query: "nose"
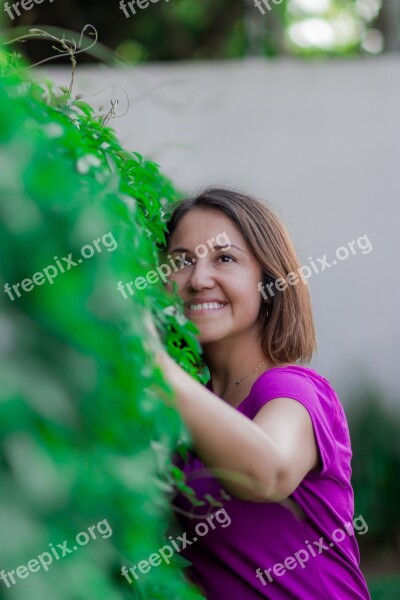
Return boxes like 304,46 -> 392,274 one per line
187,258 -> 215,291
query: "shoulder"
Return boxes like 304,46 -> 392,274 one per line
254,364 -> 332,394
249,365 -> 336,412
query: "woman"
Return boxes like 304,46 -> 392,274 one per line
152,187 -> 370,599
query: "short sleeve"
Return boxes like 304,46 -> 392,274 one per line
240,368 -> 338,476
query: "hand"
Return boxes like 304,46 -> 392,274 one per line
143,312 -> 177,379
143,312 -> 192,410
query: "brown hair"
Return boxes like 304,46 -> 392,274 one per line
165,187 -> 317,365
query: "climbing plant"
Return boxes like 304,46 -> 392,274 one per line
0,48 -> 206,600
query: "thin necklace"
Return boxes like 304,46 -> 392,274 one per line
235,362 -> 266,386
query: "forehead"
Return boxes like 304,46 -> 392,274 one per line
168,208 -> 243,247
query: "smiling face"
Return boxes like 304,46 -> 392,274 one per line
166,208 -> 264,348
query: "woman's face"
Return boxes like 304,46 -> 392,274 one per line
166,208 -> 264,347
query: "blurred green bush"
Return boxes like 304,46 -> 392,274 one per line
0,50 -> 205,599
348,385 -> 400,547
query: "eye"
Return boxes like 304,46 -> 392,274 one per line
174,255 -> 195,267
216,254 -> 236,263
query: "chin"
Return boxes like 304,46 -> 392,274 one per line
197,331 -> 227,345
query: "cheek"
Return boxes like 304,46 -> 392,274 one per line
242,296 -> 263,318
235,278 -> 262,314
166,271 -> 187,293
229,288 -> 259,315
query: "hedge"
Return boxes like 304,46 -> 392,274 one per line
0,50 -> 206,600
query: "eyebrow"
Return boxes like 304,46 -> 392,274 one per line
169,244 -> 244,253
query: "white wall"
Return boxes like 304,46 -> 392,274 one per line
42,56 -> 400,404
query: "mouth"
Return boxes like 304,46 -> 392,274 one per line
187,301 -> 227,313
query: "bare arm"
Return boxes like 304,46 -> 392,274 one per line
160,352 -> 319,503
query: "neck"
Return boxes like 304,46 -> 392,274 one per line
202,332 -> 275,402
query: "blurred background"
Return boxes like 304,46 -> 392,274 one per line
1,0 -> 399,596
2,0 -> 399,60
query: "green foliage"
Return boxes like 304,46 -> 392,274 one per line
0,51 -> 205,599
367,575 -> 400,600
348,385 -> 400,549
117,0 -> 248,62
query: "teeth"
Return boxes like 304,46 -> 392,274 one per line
190,302 -> 225,311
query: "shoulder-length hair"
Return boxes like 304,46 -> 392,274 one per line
164,187 -> 317,365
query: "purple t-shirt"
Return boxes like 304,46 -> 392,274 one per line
171,365 -> 370,599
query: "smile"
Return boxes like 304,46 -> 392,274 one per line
189,302 -> 227,311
